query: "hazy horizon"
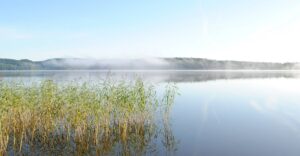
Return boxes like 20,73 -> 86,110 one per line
1,57 -> 300,64
1,0 -> 300,62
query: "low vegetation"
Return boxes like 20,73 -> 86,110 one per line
0,79 -> 178,155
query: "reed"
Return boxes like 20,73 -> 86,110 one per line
0,78 -> 178,155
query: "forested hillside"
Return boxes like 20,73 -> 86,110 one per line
0,58 -> 298,70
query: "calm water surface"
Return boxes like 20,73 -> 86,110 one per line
1,70 -> 300,156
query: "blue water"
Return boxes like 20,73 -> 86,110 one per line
2,70 -> 300,156
172,79 -> 300,156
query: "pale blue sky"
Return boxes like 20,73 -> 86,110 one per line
1,0 -> 300,62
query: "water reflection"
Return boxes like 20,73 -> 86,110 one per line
3,70 -> 300,155
7,118 -> 177,156
172,78 -> 300,156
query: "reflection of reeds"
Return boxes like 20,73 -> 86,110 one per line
0,79 -> 178,155
162,84 -> 179,156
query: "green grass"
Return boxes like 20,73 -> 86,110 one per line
0,78 -> 178,155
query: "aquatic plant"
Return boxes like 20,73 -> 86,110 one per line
0,78 -> 178,155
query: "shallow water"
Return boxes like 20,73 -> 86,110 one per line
1,70 -> 300,156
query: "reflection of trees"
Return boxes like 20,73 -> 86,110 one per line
2,70 -> 300,83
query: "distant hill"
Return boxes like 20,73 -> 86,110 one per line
0,58 -> 299,70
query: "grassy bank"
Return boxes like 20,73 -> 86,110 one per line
0,79 -> 178,155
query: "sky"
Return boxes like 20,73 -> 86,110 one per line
0,0 -> 300,62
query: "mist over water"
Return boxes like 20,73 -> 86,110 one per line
41,58 -> 170,70
1,70 -> 300,83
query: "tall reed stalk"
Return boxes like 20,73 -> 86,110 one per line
0,79 -> 178,155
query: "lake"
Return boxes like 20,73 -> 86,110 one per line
1,70 -> 300,156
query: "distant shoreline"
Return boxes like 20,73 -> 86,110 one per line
0,58 -> 299,70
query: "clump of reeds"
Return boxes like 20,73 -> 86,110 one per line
0,78 -> 178,155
